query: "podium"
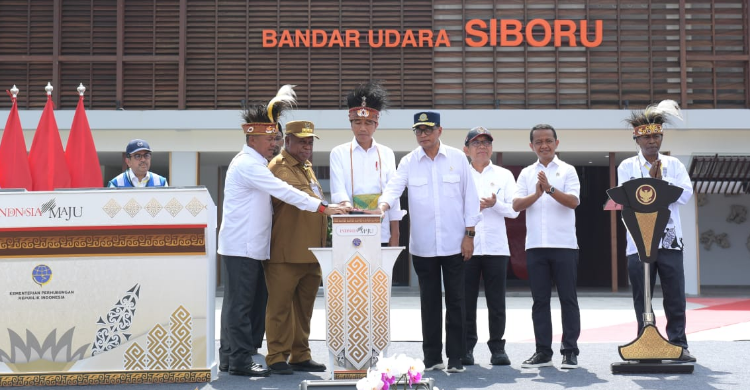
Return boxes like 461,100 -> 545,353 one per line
0,187 -> 217,386
309,214 -> 404,380
607,178 -> 693,374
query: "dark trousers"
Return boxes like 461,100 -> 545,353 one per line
412,254 -> 466,361
465,255 -> 508,354
627,249 -> 688,348
526,248 -> 580,357
219,255 -> 268,368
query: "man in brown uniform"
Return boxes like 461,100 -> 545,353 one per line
265,120 -> 330,374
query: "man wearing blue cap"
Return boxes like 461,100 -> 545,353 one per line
379,111 -> 481,373
108,139 -> 168,187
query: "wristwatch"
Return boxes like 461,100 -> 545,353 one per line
465,230 -> 476,238
545,186 -> 555,195
317,201 -> 328,214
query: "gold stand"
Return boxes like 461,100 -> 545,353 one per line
607,179 -> 694,374
618,325 -> 682,361
611,262 -> 693,374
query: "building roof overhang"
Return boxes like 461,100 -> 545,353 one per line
689,154 -> 750,194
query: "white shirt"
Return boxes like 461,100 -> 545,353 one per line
514,156 -> 580,250
218,144 -> 320,260
470,163 -> 519,256
379,141 -> 482,257
128,169 -> 168,187
617,151 -> 693,255
330,138 -> 404,243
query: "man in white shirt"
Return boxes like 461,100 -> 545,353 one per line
217,86 -> 347,377
378,111 -> 482,373
618,103 -> 695,362
460,127 -> 519,367
512,124 -> 581,370
330,80 -> 403,245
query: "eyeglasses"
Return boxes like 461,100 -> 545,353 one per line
413,127 -> 435,136
129,152 -> 152,160
469,140 -> 492,147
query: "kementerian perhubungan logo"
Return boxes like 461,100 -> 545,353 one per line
32,264 -> 53,287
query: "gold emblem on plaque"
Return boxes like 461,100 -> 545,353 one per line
636,184 -> 656,205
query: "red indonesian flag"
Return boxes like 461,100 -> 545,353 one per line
0,89 -> 33,190
65,92 -> 102,187
28,90 -> 71,191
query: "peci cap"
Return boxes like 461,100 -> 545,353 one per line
464,126 -> 493,146
285,120 -> 319,139
126,139 -> 151,155
412,111 -> 440,128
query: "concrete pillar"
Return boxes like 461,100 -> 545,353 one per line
677,155 -> 699,295
169,151 -> 199,186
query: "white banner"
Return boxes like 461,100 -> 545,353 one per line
0,188 -> 217,386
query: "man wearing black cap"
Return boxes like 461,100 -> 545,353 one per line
512,124 -> 581,370
107,139 -> 168,187
461,127 -> 519,367
379,111 -> 481,373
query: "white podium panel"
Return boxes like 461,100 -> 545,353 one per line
310,214 -> 403,380
0,188 -> 217,387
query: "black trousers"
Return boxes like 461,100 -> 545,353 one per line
526,248 -> 580,357
219,255 -> 268,367
627,249 -> 688,348
464,255 -> 509,354
412,254 -> 466,361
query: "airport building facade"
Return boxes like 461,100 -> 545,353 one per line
2,0 -> 750,291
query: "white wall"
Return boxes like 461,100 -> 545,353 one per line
698,194 -> 750,286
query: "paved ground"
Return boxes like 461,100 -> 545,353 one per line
28,288 -> 750,390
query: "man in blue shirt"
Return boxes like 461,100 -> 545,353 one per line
108,139 -> 168,187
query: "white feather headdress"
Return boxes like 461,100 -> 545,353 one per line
627,99 -> 683,137
241,84 -> 297,134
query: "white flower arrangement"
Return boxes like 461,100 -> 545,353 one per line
355,353 -> 437,390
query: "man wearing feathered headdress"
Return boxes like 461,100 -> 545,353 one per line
217,85 -> 348,377
617,100 -> 696,362
329,80 -> 404,246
